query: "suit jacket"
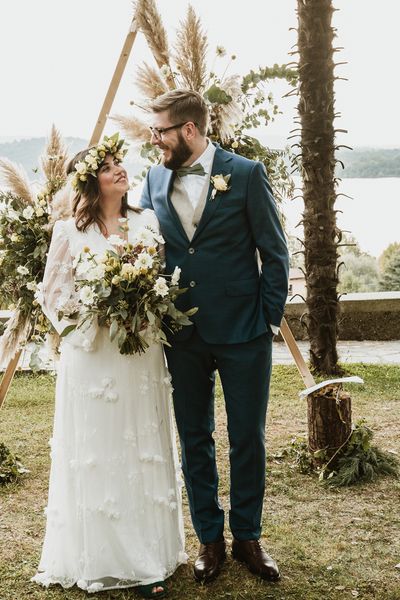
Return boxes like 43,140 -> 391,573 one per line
140,143 -> 289,344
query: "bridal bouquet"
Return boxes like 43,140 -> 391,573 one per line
59,221 -> 197,355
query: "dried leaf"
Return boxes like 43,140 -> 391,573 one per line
174,5 -> 208,91
0,159 -> 35,205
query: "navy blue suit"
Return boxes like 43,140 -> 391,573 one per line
140,144 -> 289,543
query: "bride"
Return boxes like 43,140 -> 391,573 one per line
31,135 -> 186,598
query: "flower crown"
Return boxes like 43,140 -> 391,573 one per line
71,133 -> 128,193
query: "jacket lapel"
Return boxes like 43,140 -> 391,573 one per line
192,145 -> 233,242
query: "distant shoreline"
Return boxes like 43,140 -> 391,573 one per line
0,137 -> 399,180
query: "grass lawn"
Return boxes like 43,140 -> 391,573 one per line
0,364 -> 399,600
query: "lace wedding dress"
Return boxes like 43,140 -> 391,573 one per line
32,208 -> 186,593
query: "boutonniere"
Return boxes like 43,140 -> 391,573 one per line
210,174 -> 231,200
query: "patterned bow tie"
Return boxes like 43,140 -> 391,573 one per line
175,163 -> 206,177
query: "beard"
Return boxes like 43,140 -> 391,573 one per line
161,131 -> 192,170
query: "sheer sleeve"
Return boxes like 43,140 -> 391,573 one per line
41,220 -> 97,350
41,220 -> 76,335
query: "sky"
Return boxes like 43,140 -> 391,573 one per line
0,0 -> 399,148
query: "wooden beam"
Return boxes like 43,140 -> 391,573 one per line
280,317 -> 316,389
0,350 -> 22,410
89,16 -> 139,146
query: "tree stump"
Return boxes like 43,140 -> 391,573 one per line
307,384 -> 352,464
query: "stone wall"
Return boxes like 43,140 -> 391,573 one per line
284,292 -> 400,341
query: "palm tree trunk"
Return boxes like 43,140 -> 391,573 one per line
297,0 -> 341,375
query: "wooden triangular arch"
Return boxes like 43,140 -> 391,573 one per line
0,4 -> 308,409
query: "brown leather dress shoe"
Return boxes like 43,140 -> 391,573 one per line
232,538 -> 280,581
193,539 -> 226,583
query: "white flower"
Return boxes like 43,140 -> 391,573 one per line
85,155 -> 98,168
133,227 -> 156,246
76,260 -> 91,278
153,277 -> 169,297
134,252 -> 153,270
121,263 -> 136,279
80,286 -> 96,305
22,206 -> 35,219
171,266 -> 181,286
82,339 -> 92,352
10,233 -> 20,242
107,234 -> 126,247
26,280 -> 37,291
96,253 -> 108,264
75,161 -> 87,175
35,207 -> 44,217
87,583 -> 104,593
7,208 -> 20,221
17,265 -> 29,276
57,295 -> 80,315
211,174 -> 229,191
34,282 -> 44,305
86,263 -> 106,281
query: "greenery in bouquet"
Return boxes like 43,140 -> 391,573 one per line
113,0 -> 297,207
59,220 -> 197,355
0,126 -> 70,369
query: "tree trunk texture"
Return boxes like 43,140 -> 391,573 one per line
307,385 -> 352,462
297,0 -> 341,374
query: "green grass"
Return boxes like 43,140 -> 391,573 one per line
0,365 -> 399,600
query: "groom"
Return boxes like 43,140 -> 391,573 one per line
140,89 -> 289,583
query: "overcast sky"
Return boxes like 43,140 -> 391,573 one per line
0,0 -> 399,148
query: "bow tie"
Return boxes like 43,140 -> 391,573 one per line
175,163 -> 206,177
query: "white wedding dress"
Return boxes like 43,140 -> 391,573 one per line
32,208 -> 186,593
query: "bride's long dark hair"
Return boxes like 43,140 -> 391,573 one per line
67,148 -> 141,233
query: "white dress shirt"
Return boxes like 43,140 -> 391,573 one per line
178,140 -> 216,210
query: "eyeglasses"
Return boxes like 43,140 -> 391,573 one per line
149,121 -> 197,140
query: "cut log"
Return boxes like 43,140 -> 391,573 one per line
307,384 -> 352,463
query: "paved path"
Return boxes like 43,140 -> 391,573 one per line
2,340 -> 400,372
273,340 -> 400,365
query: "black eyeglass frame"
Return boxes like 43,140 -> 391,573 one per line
149,121 -> 198,139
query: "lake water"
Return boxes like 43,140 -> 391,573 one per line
283,177 -> 400,257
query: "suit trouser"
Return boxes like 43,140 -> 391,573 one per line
165,328 -> 272,544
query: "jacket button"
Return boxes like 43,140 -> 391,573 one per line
189,281 -> 196,288
188,247 -> 195,254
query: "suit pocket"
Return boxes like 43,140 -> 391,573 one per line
225,278 -> 259,296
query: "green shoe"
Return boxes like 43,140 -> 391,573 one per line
137,581 -> 167,599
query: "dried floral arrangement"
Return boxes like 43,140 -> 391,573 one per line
113,0 -> 297,204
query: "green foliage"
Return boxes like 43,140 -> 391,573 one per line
204,83 -> 232,104
220,135 -> 294,206
241,63 -> 298,93
0,442 -> 28,485
0,191 -> 52,341
337,148 -> 400,178
284,436 -> 317,473
379,242 -> 400,272
288,235 -> 304,268
379,248 -> 400,291
280,420 -> 399,487
338,253 -> 379,293
338,234 -> 379,293
323,420 -> 399,486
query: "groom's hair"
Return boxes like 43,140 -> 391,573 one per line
149,89 -> 209,136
